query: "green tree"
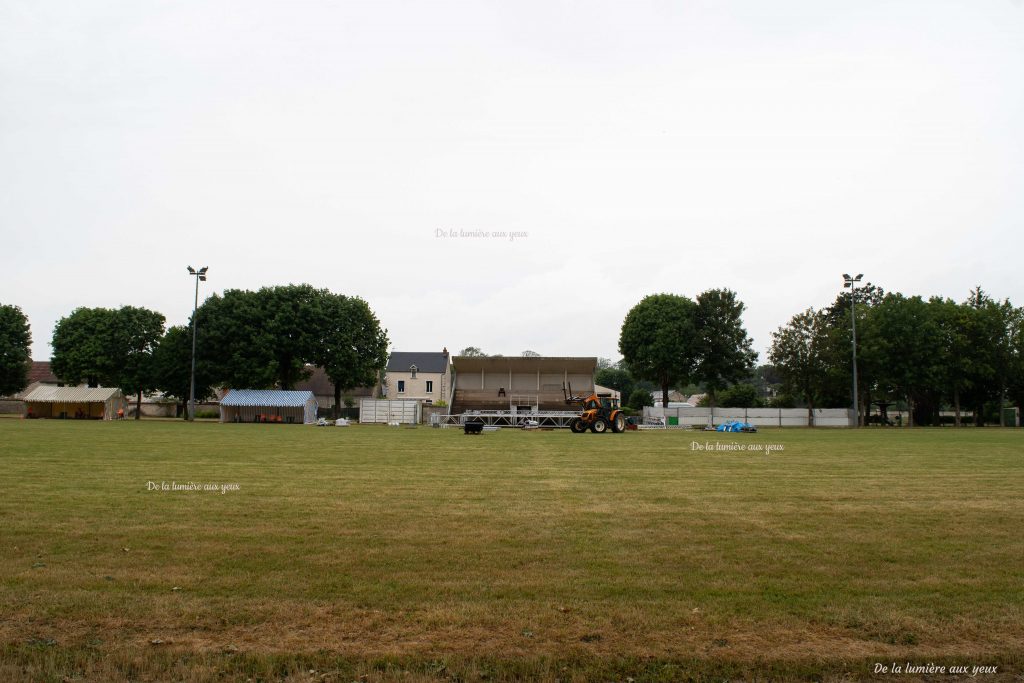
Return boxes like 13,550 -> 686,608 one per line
618,294 -> 698,408
931,297 -> 978,427
596,362 -> 655,407
260,284 -> 327,389
717,383 -> 760,408
768,393 -> 797,409
963,289 -> 1016,426
821,283 -> 885,420
459,346 -> 485,357
693,289 -> 757,417
51,307 -> 117,387
151,325 -> 215,418
316,294 -> 390,418
1007,305 -> 1024,423
195,289 -> 282,390
111,306 -> 165,419
51,306 -> 165,418
752,364 -> 782,405
197,285 -> 391,404
627,388 -> 654,410
863,294 -> 943,427
521,349 -> 540,357
595,365 -> 634,399
0,304 -> 32,396
769,308 -> 831,426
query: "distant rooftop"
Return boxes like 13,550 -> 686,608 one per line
293,365 -> 375,397
386,351 -> 450,374
28,361 -> 58,384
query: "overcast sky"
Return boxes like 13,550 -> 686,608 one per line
3,1 -> 1022,364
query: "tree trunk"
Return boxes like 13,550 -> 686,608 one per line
135,389 -> 142,420
907,394 -> 915,428
661,381 -> 669,410
954,388 -> 961,428
709,391 -> 716,428
807,399 -> 814,427
334,383 -> 342,419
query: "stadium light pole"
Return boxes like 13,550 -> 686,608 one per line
843,273 -> 863,427
187,266 -> 208,421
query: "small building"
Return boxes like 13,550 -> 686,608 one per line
22,385 -> 127,420
594,384 -> 622,403
293,365 -> 378,412
127,393 -> 179,418
219,389 -> 318,424
0,361 -> 61,403
383,349 -> 452,404
22,361 -> 60,393
650,389 -> 687,405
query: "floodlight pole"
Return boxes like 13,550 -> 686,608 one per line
843,274 -> 863,428
187,266 -> 208,421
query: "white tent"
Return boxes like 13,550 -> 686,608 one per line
220,389 -> 318,424
22,386 -> 126,420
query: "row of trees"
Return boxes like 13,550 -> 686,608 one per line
36,285 -> 388,418
456,347 -> 542,357
607,285 -> 1024,426
5,284 -> 1022,425
50,306 -> 166,417
769,286 -> 1024,426
617,290 -> 758,411
189,285 -> 388,410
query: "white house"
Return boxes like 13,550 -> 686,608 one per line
383,349 -> 452,404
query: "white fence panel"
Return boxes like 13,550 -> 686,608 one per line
359,399 -> 422,424
645,406 -> 853,427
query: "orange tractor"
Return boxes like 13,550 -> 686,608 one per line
564,383 -> 626,433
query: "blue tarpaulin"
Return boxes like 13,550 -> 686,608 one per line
715,420 -> 757,432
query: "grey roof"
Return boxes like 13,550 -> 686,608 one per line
221,389 -> 316,407
386,351 -> 449,374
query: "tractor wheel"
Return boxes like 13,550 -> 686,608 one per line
570,418 -> 587,433
611,413 -> 625,433
590,418 -> 608,433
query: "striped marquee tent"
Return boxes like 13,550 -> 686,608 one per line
22,386 -> 127,420
220,389 -> 318,424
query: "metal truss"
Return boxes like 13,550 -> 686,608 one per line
435,411 -> 581,428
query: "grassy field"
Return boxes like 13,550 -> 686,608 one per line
1,420 -> 1022,682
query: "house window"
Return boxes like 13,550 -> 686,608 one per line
426,380 -> 433,393
398,380 -> 405,393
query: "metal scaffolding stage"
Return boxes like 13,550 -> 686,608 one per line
434,410 -> 581,428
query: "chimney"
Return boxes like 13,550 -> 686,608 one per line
442,346 -> 448,356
